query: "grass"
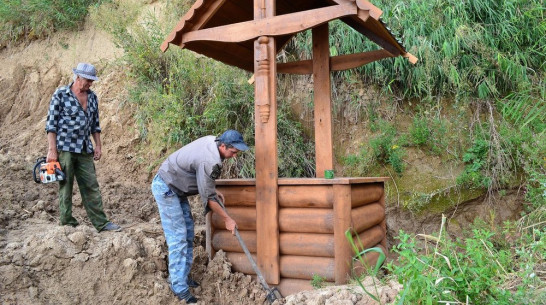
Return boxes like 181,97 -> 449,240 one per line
386,215 -> 546,304
0,0 -> 106,45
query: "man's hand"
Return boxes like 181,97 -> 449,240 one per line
208,199 -> 238,235
46,148 -> 58,163
224,216 -> 237,235
93,146 -> 102,161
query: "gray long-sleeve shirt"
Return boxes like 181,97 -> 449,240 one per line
158,136 -> 222,209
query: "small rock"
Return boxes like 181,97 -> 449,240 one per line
28,286 -> 38,299
32,200 -> 45,211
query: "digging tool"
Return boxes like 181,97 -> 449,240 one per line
214,197 -> 282,303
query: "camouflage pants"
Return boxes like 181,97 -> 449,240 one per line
58,151 -> 109,231
151,174 -> 194,295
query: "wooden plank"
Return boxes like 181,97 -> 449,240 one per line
279,208 -> 334,234
226,252 -> 257,275
280,233 -> 335,257
212,230 -> 257,253
216,186 -> 256,206
275,278 -> 315,296
352,243 -> 387,275
280,256 -> 335,281
254,0 -> 280,285
278,177 -> 390,185
277,59 -> 313,75
185,0 -> 228,31
278,185 -> 333,208
211,207 -> 256,230
351,203 -> 384,233
277,49 -> 394,74
379,184 -> 387,250
206,212 -> 214,259
340,16 -> 402,56
182,3 -> 357,44
312,23 -> 334,178
331,49 -> 393,71
355,225 -> 385,251
351,183 -> 384,207
333,184 -> 352,284
186,40 -> 254,71
216,177 -> 390,186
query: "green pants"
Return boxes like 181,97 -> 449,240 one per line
58,151 -> 109,231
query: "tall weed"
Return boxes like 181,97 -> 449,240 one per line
0,0 -> 105,44
388,216 -> 546,304
289,0 -> 545,100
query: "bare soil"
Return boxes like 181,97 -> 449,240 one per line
0,14 -> 524,305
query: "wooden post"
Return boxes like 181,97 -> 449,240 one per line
312,23 -> 334,178
206,212 -> 213,259
379,183 -> 387,251
254,0 -> 280,285
333,184 -> 352,284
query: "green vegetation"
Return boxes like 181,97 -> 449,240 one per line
2,0 -> 544,301
345,229 -> 388,303
387,216 -> 546,304
334,0 -> 544,212
0,0 -> 106,45
310,274 -> 327,289
89,0 -> 314,177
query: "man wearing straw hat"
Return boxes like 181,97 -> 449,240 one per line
45,63 -> 121,232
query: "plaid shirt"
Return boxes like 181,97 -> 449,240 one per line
45,83 -> 101,154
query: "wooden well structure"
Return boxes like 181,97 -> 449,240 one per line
161,0 -> 416,296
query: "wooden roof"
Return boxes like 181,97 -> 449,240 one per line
161,0 -> 416,72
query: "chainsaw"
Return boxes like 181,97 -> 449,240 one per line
33,157 -> 66,184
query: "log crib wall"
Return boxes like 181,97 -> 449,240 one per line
208,177 -> 389,296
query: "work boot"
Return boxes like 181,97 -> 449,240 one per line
100,222 -> 122,232
175,290 -> 197,304
188,277 -> 200,288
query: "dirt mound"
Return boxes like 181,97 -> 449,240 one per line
0,215 -> 274,305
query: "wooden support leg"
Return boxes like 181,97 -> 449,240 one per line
254,0 -> 279,284
313,23 -> 334,177
333,184 -> 352,284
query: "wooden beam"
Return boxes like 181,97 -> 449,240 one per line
277,49 -> 395,74
341,16 -> 402,56
161,0 -> 227,51
279,208 -> 334,234
313,23 -> 334,178
182,3 -> 357,44
333,184 -> 352,284
276,60 -> 313,75
254,0 -> 280,286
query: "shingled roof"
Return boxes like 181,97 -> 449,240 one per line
161,0 -> 416,72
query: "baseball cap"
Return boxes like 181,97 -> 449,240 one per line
217,130 -> 249,151
72,63 -> 99,81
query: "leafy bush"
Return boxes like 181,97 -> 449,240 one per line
369,121 -> 406,174
409,111 -> 448,155
388,216 -> 546,304
90,0 -> 315,177
457,138 -> 491,189
0,0 -> 105,45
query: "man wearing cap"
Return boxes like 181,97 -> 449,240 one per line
151,129 -> 249,303
45,63 -> 121,232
